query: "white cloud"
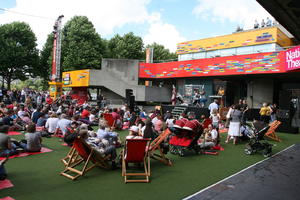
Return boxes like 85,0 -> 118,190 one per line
193,0 -> 272,29
0,0 -> 154,49
0,0 -> 186,53
143,13 -> 186,52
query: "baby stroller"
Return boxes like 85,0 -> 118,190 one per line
244,124 -> 272,157
169,119 -> 203,156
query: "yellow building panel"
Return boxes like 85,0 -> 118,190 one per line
177,27 -> 292,54
62,69 -> 90,87
276,28 -> 293,47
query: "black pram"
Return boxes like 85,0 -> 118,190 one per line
244,122 -> 272,157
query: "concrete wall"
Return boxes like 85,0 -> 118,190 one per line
145,86 -> 172,102
101,59 -> 139,85
88,59 -> 171,102
247,78 -> 274,108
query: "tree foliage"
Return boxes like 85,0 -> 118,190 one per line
108,32 -> 144,59
39,33 -> 54,82
11,78 -> 47,91
0,22 -> 39,89
145,42 -> 177,62
62,16 -> 106,71
0,16 -> 179,90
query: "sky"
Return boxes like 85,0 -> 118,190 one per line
0,0 -> 273,52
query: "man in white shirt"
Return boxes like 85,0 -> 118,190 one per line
45,113 -> 59,134
56,114 -> 71,136
208,99 -> 219,115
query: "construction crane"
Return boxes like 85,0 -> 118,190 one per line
49,15 -> 64,100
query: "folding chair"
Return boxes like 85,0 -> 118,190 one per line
265,120 -> 282,142
60,137 -> 111,180
122,138 -> 151,183
61,146 -> 79,166
103,113 -> 116,128
148,129 -> 172,166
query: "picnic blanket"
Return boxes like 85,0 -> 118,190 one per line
7,131 -> 22,136
0,147 -> 53,160
0,197 -> 15,200
219,128 -> 228,134
0,179 -> 13,190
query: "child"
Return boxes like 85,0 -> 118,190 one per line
198,124 -> 219,148
210,108 -> 220,130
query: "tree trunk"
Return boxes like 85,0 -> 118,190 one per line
1,76 -> 4,88
6,75 -> 11,90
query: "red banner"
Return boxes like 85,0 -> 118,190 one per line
285,45 -> 300,71
139,51 -> 285,78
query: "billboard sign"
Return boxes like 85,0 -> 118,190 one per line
62,69 -> 90,87
285,45 -> 300,71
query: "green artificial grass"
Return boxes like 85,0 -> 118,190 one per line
1,130 -> 300,200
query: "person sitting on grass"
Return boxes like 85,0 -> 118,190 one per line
20,123 -> 42,152
3,110 -> 23,131
21,112 -> 32,125
36,112 -> 47,127
56,114 -> 71,136
45,113 -> 59,135
0,125 -> 18,157
198,124 -> 219,148
111,108 -> 122,130
0,156 -> 8,180
79,129 -> 118,169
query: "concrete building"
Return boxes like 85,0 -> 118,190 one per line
62,24 -> 300,132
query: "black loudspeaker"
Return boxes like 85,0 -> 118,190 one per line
129,95 -> 135,111
126,89 -> 133,104
279,90 -> 291,109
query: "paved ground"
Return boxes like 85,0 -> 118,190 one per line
185,144 -> 300,200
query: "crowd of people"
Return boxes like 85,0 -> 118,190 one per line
0,88 -> 279,179
208,99 -> 278,145
0,88 -> 178,177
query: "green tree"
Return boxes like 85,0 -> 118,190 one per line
0,22 -> 39,89
11,78 -> 47,91
145,42 -> 177,62
108,32 -> 144,59
62,16 -> 106,71
39,33 -> 54,84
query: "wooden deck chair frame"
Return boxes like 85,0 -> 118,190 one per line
103,113 -> 116,128
122,139 -> 151,183
60,137 -> 111,180
265,120 -> 282,142
61,146 -> 80,166
148,129 -> 172,166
